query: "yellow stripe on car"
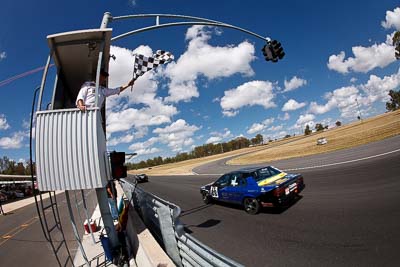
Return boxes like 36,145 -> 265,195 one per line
257,172 -> 287,186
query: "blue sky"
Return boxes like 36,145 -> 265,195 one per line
1,0 -> 400,163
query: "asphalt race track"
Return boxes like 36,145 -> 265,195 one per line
138,135 -> 400,267
0,190 -> 98,267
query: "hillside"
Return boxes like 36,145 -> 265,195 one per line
129,110 -> 400,175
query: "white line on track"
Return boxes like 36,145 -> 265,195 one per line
193,148 -> 400,175
283,148 -> 400,171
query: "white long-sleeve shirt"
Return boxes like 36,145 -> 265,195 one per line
76,81 -> 121,108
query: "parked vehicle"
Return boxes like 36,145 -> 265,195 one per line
317,137 -> 328,145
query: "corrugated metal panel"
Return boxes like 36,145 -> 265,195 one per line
35,108 -> 109,191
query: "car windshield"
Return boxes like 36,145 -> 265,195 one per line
253,166 -> 282,182
214,174 -> 230,187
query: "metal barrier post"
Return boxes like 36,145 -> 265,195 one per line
157,205 -> 183,266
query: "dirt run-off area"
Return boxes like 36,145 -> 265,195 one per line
129,110 -> 400,175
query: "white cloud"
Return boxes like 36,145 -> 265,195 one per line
207,128 -> 233,143
220,80 -> 276,116
292,113 -> 316,130
361,69 -> 400,104
350,77 -> 357,83
107,128 -> 148,146
108,135 -> 134,146
309,101 -> 334,115
0,114 -> 10,130
262,118 -> 275,126
278,112 -> 290,121
327,38 -> 396,74
153,119 -> 200,152
22,119 -> 31,129
222,110 -> 238,117
0,132 -> 25,149
268,125 -> 284,132
106,45 -> 178,135
309,86 -> 360,118
309,69 -> 400,119
206,136 -> 222,144
246,117 -> 274,135
0,52 -> 6,61
283,76 -> 307,92
222,129 -> 233,139
164,26 -> 256,103
247,123 -> 266,134
106,106 -> 175,134
267,130 -> 289,141
136,147 -> 161,155
296,114 -> 315,125
165,81 -> 198,103
282,99 -> 306,111
128,137 -> 160,156
381,7 -> 400,30
108,45 -> 163,107
321,117 -> 334,128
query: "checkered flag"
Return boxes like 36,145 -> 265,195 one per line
132,50 -> 174,81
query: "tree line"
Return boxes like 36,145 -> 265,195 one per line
126,134 -> 265,170
304,122 -> 338,135
386,90 -> 400,111
0,156 -> 36,175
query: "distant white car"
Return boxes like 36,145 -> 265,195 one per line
317,137 -> 328,145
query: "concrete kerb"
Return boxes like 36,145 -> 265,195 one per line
1,190 -> 64,214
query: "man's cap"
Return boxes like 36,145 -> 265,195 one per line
100,69 -> 109,77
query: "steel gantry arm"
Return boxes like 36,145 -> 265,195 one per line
103,13 -> 272,43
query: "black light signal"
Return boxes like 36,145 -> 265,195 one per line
262,40 -> 285,62
110,151 -> 127,179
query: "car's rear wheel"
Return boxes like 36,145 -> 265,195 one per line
202,192 -> 212,204
243,198 -> 260,215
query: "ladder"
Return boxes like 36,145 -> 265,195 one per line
35,191 -> 75,267
30,87 -> 75,267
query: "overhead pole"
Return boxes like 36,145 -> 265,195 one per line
110,14 -> 271,42
95,11 -> 120,250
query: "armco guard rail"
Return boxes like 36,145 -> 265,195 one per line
120,178 -> 244,267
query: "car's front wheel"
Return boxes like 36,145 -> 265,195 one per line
243,198 -> 260,215
202,192 -> 212,204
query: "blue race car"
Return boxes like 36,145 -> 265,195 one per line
200,166 -> 305,214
